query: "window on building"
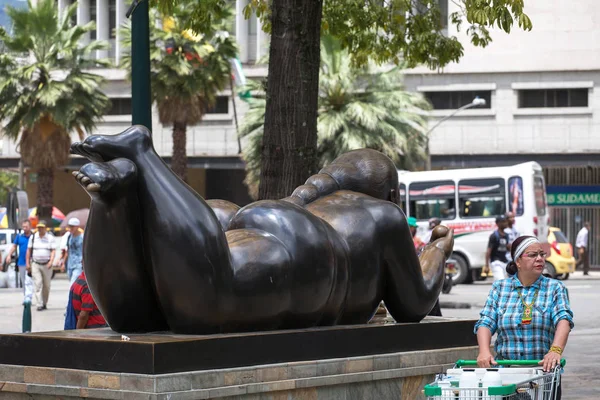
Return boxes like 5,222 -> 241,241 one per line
106,98 -> 132,115
424,91 -> 491,110
205,96 -> 229,114
109,0 -> 116,39
89,0 -> 97,40
248,13 -> 257,35
408,180 -> 456,220
69,0 -> 77,26
518,89 -> 588,108
458,178 -> 505,218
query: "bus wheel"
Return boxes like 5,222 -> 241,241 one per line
452,254 -> 470,285
543,262 -> 557,279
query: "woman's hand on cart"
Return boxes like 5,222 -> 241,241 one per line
539,349 -> 562,372
477,351 -> 498,368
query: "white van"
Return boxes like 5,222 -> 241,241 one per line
398,162 -> 550,284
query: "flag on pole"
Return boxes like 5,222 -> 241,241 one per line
230,58 -> 251,101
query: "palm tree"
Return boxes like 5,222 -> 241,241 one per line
240,35 -> 431,199
120,3 -> 237,182
0,0 -> 110,222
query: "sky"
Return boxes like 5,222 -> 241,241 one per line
0,0 -> 27,32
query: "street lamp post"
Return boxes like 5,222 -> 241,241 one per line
127,0 -> 152,132
424,96 -> 487,171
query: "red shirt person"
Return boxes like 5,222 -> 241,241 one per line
71,271 -> 107,329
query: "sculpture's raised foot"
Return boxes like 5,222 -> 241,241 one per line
73,158 -> 169,333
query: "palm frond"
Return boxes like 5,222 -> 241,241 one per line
0,0 -> 110,169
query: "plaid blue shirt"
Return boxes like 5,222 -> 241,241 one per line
474,275 -> 574,360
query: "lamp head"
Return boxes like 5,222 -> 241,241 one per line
472,97 -> 486,107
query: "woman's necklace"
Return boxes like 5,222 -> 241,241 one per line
517,287 -> 539,325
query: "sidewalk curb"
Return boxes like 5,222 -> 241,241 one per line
439,302 -> 472,309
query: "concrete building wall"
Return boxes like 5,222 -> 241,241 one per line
405,0 -> 600,161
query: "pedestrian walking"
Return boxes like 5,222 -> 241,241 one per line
69,270 -> 107,329
26,220 -> 56,311
62,218 -> 84,285
504,211 -> 520,261
575,222 -> 590,275
474,235 -> 574,399
485,215 -> 510,281
4,220 -> 33,291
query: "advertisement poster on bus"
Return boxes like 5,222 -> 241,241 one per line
508,176 -> 524,216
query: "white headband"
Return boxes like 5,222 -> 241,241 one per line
513,237 -> 540,260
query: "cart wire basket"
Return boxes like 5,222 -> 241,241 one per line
424,359 -> 565,400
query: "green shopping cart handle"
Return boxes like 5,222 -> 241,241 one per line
455,359 -> 566,368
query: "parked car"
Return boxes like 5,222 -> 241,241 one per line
0,229 -> 18,270
544,226 -> 575,280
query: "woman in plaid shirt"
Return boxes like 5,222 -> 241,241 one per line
475,235 -> 574,376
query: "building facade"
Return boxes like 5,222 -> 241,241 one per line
402,0 -> 600,266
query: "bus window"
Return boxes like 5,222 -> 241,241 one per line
508,176 -> 524,216
534,176 -> 547,216
408,181 -> 456,220
458,178 -> 506,218
399,183 -> 407,212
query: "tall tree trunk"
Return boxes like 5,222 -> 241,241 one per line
36,168 -> 54,223
171,121 -> 188,182
258,0 -> 323,200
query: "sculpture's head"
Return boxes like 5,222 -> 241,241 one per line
71,125 -> 153,162
321,149 -> 400,205
286,149 -> 401,207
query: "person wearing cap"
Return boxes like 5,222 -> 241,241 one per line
62,217 -> 84,285
26,220 -> 56,311
408,217 -> 425,251
475,235 -> 574,398
485,215 -> 509,281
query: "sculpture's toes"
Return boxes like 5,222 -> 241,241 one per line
72,169 -> 103,192
72,159 -> 136,195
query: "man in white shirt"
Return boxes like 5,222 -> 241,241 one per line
575,221 -> 591,276
26,220 -> 56,311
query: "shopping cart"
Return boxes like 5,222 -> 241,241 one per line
424,359 -> 565,400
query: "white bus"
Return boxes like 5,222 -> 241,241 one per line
398,162 -> 550,284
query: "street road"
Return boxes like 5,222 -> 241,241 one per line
440,271 -> 600,400
0,271 -> 598,399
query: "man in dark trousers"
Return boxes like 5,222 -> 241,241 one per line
485,216 -> 509,281
576,222 -> 591,275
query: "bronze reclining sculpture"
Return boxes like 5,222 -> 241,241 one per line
70,125 -> 454,334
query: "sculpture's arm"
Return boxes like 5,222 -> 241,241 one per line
379,204 -> 453,322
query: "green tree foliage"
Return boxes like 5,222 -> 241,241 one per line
120,2 -> 237,181
0,170 -> 19,205
240,36 -> 430,198
0,0 -> 110,221
157,0 -> 532,70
